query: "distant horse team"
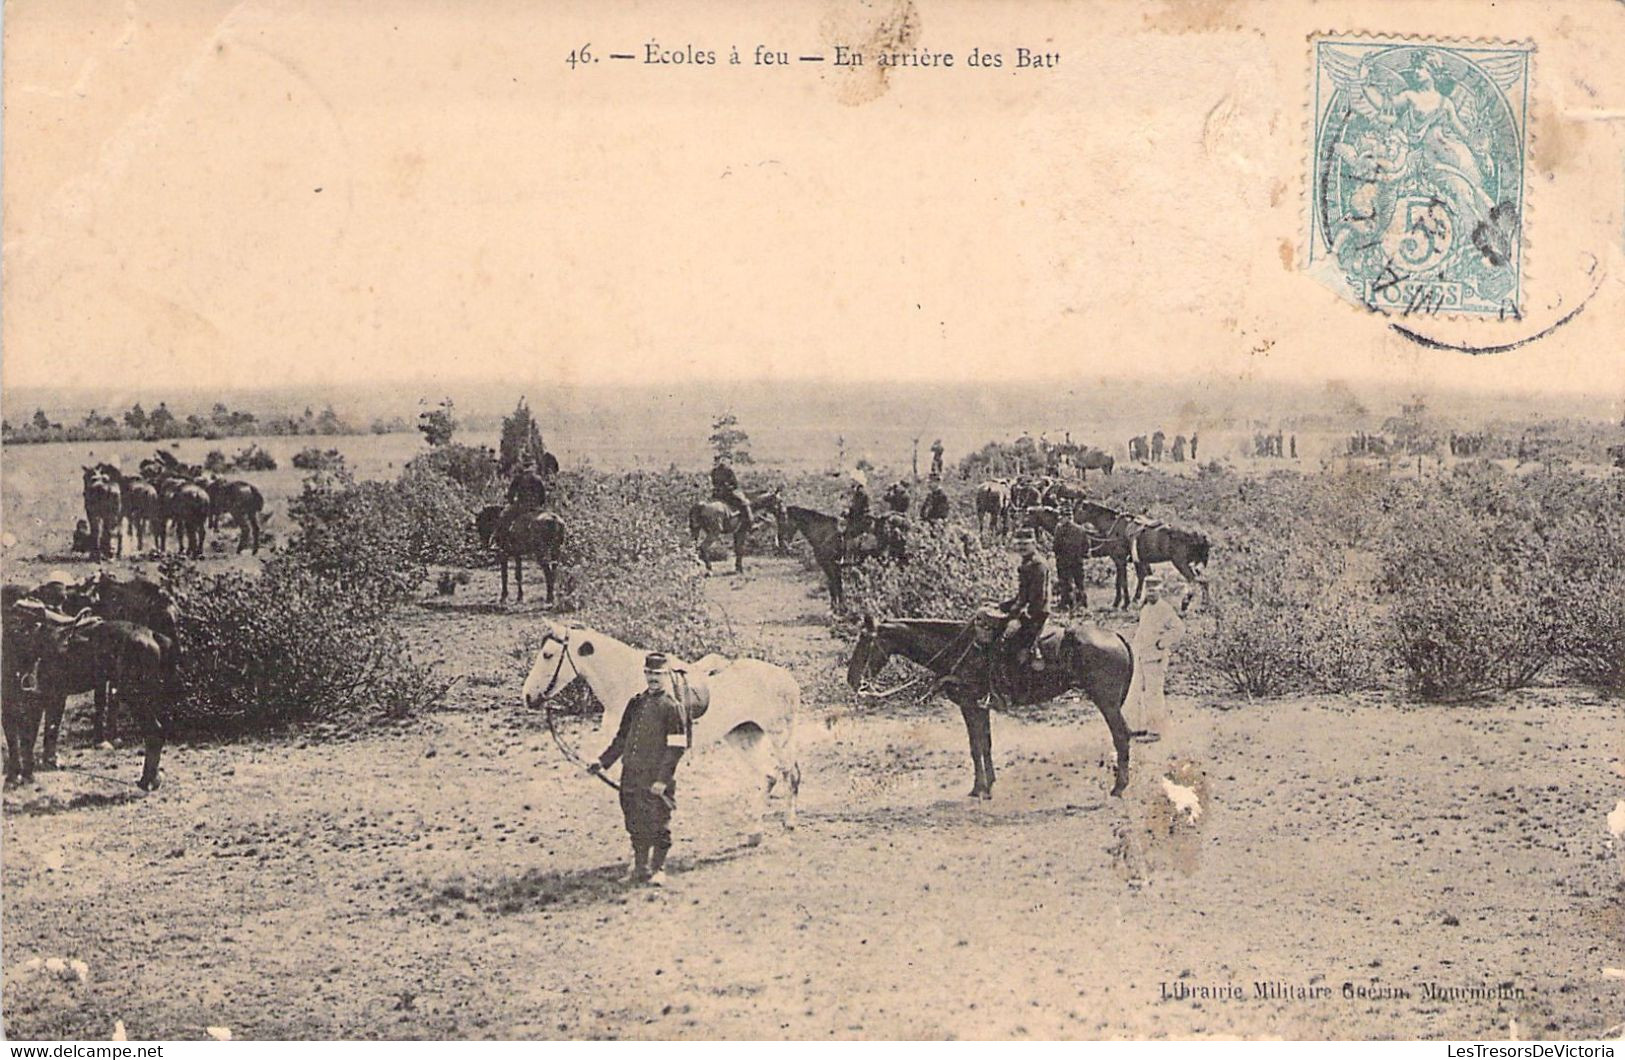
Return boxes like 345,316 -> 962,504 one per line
75,451 -> 265,559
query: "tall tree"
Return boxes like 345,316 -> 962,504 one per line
709,412 -> 753,465
499,397 -> 546,474
418,397 -> 458,447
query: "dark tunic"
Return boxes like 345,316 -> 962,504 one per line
922,488 -> 950,521
1000,554 -> 1051,654
506,470 -> 547,509
846,486 -> 870,525
711,464 -> 741,496
597,690 -> 686,845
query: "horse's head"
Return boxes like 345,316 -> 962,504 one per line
474,505 -> 504,547
846,615 -> 891,691
520,621 -> 590,706
1179,530 -> 1212,569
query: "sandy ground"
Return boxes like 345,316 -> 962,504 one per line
3,556 -> 1623,1040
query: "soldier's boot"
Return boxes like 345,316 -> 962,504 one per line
648,844 -> 671,887
627,842 -> 650,883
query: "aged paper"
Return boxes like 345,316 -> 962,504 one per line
3,0 -> 1623,1044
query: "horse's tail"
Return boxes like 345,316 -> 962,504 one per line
688,504 -> 704,540
1114,631 -> 1135,708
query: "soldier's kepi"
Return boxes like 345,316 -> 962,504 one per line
588,652 -> 688,886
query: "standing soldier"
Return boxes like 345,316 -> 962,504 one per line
1127,574 -> 1189,744
989,528 -> 1050,707
1189,433 -> 1199,461
711,457 -> 753,530
921,473 -> 950,522
930,439 -> 945,478
842,469 -> 871,561
589,653 -> 688,886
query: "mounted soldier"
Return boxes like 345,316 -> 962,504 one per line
987,527 -> 1050,708
711,457 -> 753,530
882,480 -> 911,515
499,458 -> 549,537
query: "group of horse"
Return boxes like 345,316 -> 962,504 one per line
2,573 -> 179,791
79,452 -> 266,560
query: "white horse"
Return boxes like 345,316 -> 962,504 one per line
521,620 -> 800,837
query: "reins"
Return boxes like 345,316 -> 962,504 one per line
855,619 -> 980,701
535,632 -> 621,793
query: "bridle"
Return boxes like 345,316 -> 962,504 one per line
532,628 -> 620,793
853,619 -> 979,701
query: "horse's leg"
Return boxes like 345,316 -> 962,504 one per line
499,556 -> 510,602
19,697 -> 46,783
514,553 -> 524,603
723,723 -> 773,845
698,530 -> 714,575
93,681 -> 109,746
734,527 -> 746,575
1113,556 -> 1129,609
978,706 -> 996,797
3,702 -> 23,785
958,702 -> 988,797
1132,559 -> 1149,603
543,559 -> 557,605
1086,670 -> 1133,798
249,512 -> 261,554
39,692 -> 67,770
135,689 -> 165,792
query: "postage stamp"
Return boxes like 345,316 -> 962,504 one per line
1308,35 -> 1533,319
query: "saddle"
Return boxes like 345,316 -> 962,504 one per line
666,655 -> 730,744
971,608 -> 1059,672
11,599 -> 99,631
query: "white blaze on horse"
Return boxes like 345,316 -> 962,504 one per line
521,621 -> 800,837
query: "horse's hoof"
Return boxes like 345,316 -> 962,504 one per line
40,758 -> 60,772
744,832 -> 763,847
138,776 -> 159,792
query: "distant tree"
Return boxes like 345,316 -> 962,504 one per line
314,405 -> 348,434
499,397 -> 546,474
709,412 -> 753,465
211,402 -> 232,427
31,409 -> 52,431
148,402 -> 178,437
418,398 -> 458,447
124,403 -> 148,430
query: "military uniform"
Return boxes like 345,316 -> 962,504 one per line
499,467 -> 548,536
921,484 -> 950,522
999,548 -> 1051,659
930,441 -> 945,477
595,666 -> 687,880
1129,584 -> 1185,738
711,462 -> 752,527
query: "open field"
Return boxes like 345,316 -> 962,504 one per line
3,432 -> 1623,1040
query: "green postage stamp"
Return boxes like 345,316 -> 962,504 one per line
1309,36 -> 1534,318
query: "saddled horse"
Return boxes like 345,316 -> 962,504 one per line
62,573 -> 181,744
202,476 -> 266,553
687,489 -> 788,575
3,599 -> 170,790
476,505 -> 566,604
974,480 -> 1011,537
521,621 -> 800,839
82,465 -> 123,559
782,505 -> 906,610
846,614 -> 1134,798
1075,448 -> 1115,477
151,477 -> 210,557
122,476 -> 162,552
1073,501 -> 1211,606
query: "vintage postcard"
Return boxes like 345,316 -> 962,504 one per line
2,0 -> 1622,1046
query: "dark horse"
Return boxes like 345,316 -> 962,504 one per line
203,476 -> 266,554
846,615 -> 1134,797
82,465 -> 123,559
1025,506 -> 1130,611
64,574 -> 181,743
476,505 -> 566,604
153,477 -> 211,557
974,480 -> 1011,537
122,476 -> 162,552
1073,501 -> 1211,606
3,600 -> 170,790
686,489 -> 789,575
783,505 -> 906,610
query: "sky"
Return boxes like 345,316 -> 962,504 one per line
3,0 -> 1623,404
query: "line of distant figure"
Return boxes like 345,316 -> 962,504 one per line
1127,432 -> 1200,463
